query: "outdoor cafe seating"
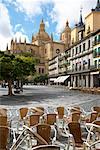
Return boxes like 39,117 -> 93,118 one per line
0,105 -> 99,150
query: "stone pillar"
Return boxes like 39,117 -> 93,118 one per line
90,74 -> 93,88
86,75 -> 89,88
81,75 -> 83,87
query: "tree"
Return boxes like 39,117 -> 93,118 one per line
0,53 -> 36,95
33,74 -> 48,85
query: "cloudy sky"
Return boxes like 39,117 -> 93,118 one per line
0,0 -> 97,50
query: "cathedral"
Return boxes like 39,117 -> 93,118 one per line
8,19 -> 71,75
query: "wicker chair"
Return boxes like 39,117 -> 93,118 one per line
29,114 -> 40,127
19,107 -> 28,120
56,107 -> 64,119
68,122 -> 84,148
46,114 -> 57,125
71,111 -> 81,122
86,111 -> 98,123
36,124 -> 51,144
31,107 -> 44,116
0,126 -> 9,150
0,108 -> 7,116
32,145 -> 60,150
0,115 -> 7,126
92,106 -> 100,117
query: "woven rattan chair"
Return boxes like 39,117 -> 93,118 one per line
19,107 -> 28,120
86,111 -> 98,123
31,107 -> 44,116
29,114 -> 40,127
36,124 -> 51,144
0,126 -> 9,150
46,114 -> 57,125
68,122 -> 84,148
32,145 -> 60,150
56,107 -> 64,119
92,106 -> 100,117
0,115 -> 7,126
71,111 -> 81,122
0,108 -> 7,116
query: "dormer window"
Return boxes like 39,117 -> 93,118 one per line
87,25 -> 90,34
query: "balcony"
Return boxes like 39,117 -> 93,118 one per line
67,65 -> 100,75
93,40 -> 100,46
70,49 -> 93,60
90,65 -> 100,71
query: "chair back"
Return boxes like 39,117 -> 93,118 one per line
70,106 -> 81,113
46,114 -> 57,125
93,120 -> 100,133
72,112 -> 81,122
93,106 -> 100,117
0,126 -> 9,149
0,108 -> 7,116
32,145 -> 60,150
57,107 -> 64,119
19,107 -> 28,119
93,106 -> 100,113
29,114 -> 40,126
68,122 -> 83,144
31,107 -> 44,116
37,124 -> 51,144
90,112 -> 98,123
0,116 -> 7,126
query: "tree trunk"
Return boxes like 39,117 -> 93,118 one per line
8,80 -> 13,96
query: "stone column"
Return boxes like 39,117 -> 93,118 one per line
86,75 -> 89,88
90,74 -> 93,88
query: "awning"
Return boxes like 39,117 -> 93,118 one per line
49,78 -> 57,82
54,75 -> 70,83
90,71 -> 99,75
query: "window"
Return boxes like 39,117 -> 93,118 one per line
83,43 -> 85,51
42,68 -> 44,74
39,68 -> 41,74
88,59 -> 90,69
45,49 -> 47,54
93,49 -> 97,58
76,47 -> 78,54
98,47 -> 100,56
79,45 -> 81,53
94,36 -> 97,42
88,40 -> 90,49
94,60 -> 97,68
75,63 -> 77,71
79,62 -> 81,70
99,59 -> 100,67
72,49 -> 74,56
98,35 -> 100,42
72,64 -> 74,71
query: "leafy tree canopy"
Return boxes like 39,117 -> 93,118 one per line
0,52 -> 37,95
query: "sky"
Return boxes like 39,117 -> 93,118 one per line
0,0 -> 97,50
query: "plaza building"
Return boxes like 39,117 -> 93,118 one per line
66,0 -> 100,88
48,21 -> 71,85
48,0 -> 100,87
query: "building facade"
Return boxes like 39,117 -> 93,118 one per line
67,0 -> 100,88
48,0 -> 100,87
8,19 -> 68,75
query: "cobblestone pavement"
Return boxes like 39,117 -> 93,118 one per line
0,85 -> 100,149
0,85 -> 100,112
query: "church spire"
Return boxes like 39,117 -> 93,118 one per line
39,19 -> 45,32
6,43 -> 8,51
66,20 -> 69,27
51,33 -> 53,41
78,8 -> 83,27
92,0 -> 100,11
96,0 -> 100,10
